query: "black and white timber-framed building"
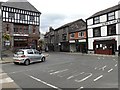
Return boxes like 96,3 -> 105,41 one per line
1,0 -> 41,50
86,3 -> 120,55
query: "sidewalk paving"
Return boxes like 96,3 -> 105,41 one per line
0,68 -> 21,89
66,52 -> 118,57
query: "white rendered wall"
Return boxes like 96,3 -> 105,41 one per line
101,26 -> 107,36
87,19 -> 93,26
88,28 -> 93,38
100,15 -> 106,22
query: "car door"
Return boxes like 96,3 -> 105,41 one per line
33,50 -> 41,62
27,50 -> 35,62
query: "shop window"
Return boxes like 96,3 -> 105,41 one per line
93,16 -> 100,24
107,24 -> 116,36
107,12 -> 115,21
93,27 -> 101,37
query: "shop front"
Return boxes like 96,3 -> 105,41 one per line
14,36 -> 28,49
93,39 -> 117,55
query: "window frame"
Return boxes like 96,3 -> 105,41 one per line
93,16 -> 100,24
107,24 -> 116,36
93,27 -> 101,37
107,12 -> 115,21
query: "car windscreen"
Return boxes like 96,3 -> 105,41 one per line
15,51 -> 24,55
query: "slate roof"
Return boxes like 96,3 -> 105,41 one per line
87,4 -> 120,19
55,19 -> 86,32
2,0 -> 40,13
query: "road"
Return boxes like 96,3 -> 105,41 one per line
2,52 -> 119,90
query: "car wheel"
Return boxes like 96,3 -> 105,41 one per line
24,60 -> 30,66
41,57 -> 45,62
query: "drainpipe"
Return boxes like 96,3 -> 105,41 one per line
86,19 -> 88,54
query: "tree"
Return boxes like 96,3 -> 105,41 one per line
3,34 -> 10,40
38,39 -> 44,51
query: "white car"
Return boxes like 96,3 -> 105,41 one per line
13,49 -> 46,65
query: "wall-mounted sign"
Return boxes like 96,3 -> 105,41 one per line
102,18 -> 120,26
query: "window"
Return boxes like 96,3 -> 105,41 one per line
78,31 -> 84,37
93,27 -> 101,37
30,15 -> 35,22
107,24 -> 116,35
70,33 -> 75,38
107,12 -> 115,21
27,50 -> 33,54
34,50 -> 39,54
14,27 -> 18,33
93,17 -> 100,24
62,34 -> 67,40
8,12 -> 15,19
20,14 -> 25,20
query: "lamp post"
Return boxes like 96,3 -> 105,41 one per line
0,2 -> 3,60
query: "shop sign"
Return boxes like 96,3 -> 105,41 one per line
102,18 -> 120,26
95,37 -> 115,41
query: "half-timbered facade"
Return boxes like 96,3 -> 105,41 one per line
87,4 -> 120,55
2,0 -> 41,50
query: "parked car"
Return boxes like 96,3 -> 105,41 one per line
13,49 -> 46,65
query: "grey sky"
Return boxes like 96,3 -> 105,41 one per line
1,0 -> 120,34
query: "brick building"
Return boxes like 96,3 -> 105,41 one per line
44,19 -> 87,52
1,0 -> 41,50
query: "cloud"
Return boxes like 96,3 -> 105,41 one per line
40,13 -> 67,33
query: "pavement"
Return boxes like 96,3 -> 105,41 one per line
0,68 -> 21,90
0,51 -> 119,89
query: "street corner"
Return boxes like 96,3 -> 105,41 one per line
0,70 -> 20,89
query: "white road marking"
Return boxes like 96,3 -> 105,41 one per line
99,65 -> 107,71
94,67 -> 97,70
28,75 -> 62,90
75,73 -> 92,82
0,77 -> 14,83
50,69 -> 68,75
48,70 -> 54,72
113,59 -> 116,61
98,57 -> 100,59
67,72 -> 84,80
94,75 -> 103,82
115,64 -> 117,67
108,69 -> 113,72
